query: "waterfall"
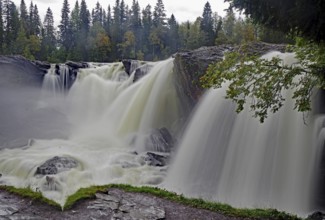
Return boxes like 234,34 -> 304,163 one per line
42,65 -> 61,96
0,58 -> 182,205
163,52 -> 321,216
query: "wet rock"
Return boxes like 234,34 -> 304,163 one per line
0,55 -> 46,88
144,152 -> 169,167
33,60 -> 51,72
173,42 -> 288,115
145,127 -> 175,152
66,61 -> 89,69
90,191 -> 166,220
35,156 -> 78,175
307,211 -> 325,220
133,64 -> 152,82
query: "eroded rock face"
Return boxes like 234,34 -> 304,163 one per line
173,42 -> 288,115
0,55 -> 46,88
35,156 -> 79,175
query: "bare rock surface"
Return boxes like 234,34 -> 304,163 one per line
0,188 -> 252,220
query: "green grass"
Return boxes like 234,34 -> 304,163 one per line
0,184 -> 302,219
0,185 -> 61,209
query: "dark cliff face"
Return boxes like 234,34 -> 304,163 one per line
0,55 -> 46,88
173,42 -> 288,115
173,46 -> 231,115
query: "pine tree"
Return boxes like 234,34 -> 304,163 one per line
92,1 -> 102,25
79,0 -> 90,33
3,0 -> 20,53
19,0 -> 28,35
28,1 -> 33,35
79,0 -> 90,60
70,0 -> 80,33
200,1 -> 215,46
130,0 -> 142,54
153,0 -> 166,27
59,0 -> 71,51
167,14 -> 179,53
103,5 -> 111,35
142,4 -> 152,58
43,8 -> 56,46
41,7 -> 56,60
32,4 -> 41,36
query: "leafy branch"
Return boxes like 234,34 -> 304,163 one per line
200,41 -> 325,122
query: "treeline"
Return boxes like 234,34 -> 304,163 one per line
0,0 -> 292,62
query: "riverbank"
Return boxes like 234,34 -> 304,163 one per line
0,184 -> 301,220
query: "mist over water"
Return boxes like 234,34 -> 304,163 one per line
0,53 -> 324,216
0,58 -> 181,205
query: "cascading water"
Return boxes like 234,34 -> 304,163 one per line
42,64 -> 61,97
0,52 -> 323,217
163,52 -> 322,216
0,58 -> 181,205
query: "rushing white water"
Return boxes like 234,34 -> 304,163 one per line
164,52 -> 321,216
0,58 -> 180,205
0,52 -> 323,216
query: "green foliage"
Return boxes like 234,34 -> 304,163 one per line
201,41 -> 325,122
226,0 -> 325,42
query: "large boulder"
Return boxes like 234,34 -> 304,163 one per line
35,156 -> 79,175
0,55 -> 46,88
173,45 -> 232,115
173,42 -> 288,114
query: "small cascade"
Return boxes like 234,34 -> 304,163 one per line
58,64 -> 70,91
42,64 -> 61,96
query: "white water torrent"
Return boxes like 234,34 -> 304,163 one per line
0,58 -> 181,205
164,52 -> 322,216
0,52 -> 323,216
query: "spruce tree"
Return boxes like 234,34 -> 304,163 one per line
28,1 -> 33,35
200,1 -> 215,46
142,4 -> 152,57
167,14 -> 179,53
32,4 -> 41,36
41,7 -> 56,60
92,1 -> 102,25
79,0 -> 90,60
59,0 -> 71,51
19,0 -> 28,34
103,5 -> 111,35
153,0 -> 166,27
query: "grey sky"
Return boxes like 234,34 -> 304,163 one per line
12,0 -> 229,26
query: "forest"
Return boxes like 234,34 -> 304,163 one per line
0,0 -> 291,62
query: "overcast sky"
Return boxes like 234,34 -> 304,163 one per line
12,0 -> 229,26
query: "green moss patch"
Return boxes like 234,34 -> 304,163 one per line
0,184 -> 302,220
0,185 -> 61,209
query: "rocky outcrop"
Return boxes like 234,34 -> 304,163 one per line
143,152 -> 169,167
33,60 -> 51,72
122,59 -> 153,82
35,156 -> 79,175
173,45 -> 232,114
66,61 -> 88,69
133,63 -> 153,82
145,127 -> 175,153
173,42 -> 288,114
0,55 -> 46,88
